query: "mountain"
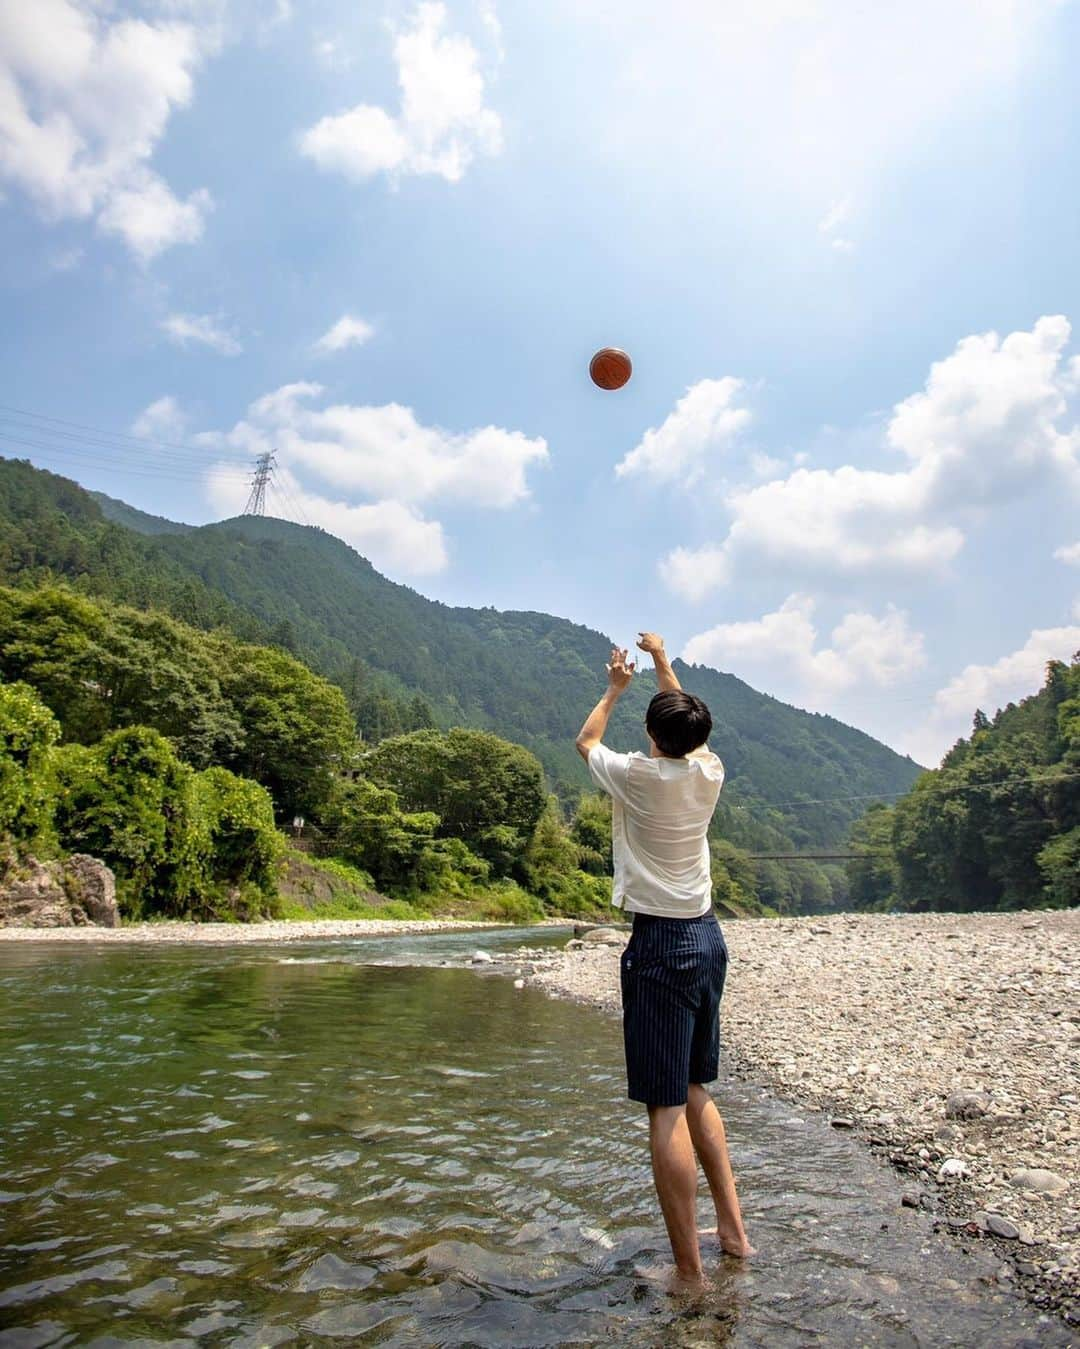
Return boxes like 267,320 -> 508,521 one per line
90,490 -> 193,536
0,456 -> 922,847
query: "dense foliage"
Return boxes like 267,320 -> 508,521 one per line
0,585 -> 355,820
0,682 -> 283,920
0,458 -> 940,919
362,729 -> 548,876
1,458 -> 921,853
847,656 -> 1080,911
0,681 -> 59,850
0,597 -> 615,919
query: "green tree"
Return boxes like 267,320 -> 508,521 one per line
891,656 -> 1079,912
0,681 -> 59,850
363,728 -> 547,876
847,804 -> 899,910
1037,827 -> 1080,906
212,639 -> 356,820
53,727 -> 199,916
710,839 -> 762,915
0,586 -> 242,767
328,777 -> 447,893
569,792 -> 612,875
191,766 -> 282,897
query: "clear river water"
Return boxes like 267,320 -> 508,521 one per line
0,927 -> 1072,1347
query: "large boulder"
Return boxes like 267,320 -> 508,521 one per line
63,854 -> 119,927
582,926 -> 626,946
0,855 -> 118,928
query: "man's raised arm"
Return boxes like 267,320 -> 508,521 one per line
575,647 -> 634,761
636,633 -> 681,692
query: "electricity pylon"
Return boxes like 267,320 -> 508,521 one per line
242,450 -> 276,517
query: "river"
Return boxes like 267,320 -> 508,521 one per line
0,928 -> 1071,1346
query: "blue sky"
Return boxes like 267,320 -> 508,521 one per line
2,0 -> 1079,765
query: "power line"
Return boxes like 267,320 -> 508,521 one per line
726,767 -> 1080,812
0,438 -> 250,484
0,402 -> 232,462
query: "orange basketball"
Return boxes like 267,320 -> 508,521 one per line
590,347 -> 633,390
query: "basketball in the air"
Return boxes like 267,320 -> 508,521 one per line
589,347 -> 632,390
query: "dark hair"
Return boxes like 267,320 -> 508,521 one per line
645,690 -> 712,758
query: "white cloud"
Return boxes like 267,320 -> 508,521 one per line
749,450 -> 784,480
208,381 -> 548,509
204,462 -> 447,575
314,36 -> 351,69
662,462 -> 963,599
161,312 -> 241,355
659,545 -> 730,604
299,2 -> 502,184
681,594 -> 926,702
905,624 -> 1080,765
0,0 -> 213,259
818,195 -> 854,251
658,317 -> 1080,599
596,0 -> 1067,213
1054,541 -> 1080,566
886,315 -> 1080,506
99,174 -> 211,260
132,395 -> 185,441
314,314 -> 376,354
818,198 -> 851,235
615,378 -> 751,485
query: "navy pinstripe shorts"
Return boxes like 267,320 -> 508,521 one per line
619,911 -> 728,1108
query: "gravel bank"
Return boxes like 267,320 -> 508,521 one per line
0,917 -> 510,944
515,908 -> 1080,1328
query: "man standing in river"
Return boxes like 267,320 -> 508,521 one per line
575,632 -> 754,1283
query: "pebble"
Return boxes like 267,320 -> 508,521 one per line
937,1158 -> 970,1183
945,1089 -> 992,1120
1008,1168 -> 1069,1196
518,908 -> 1080,1325
986,1214 -> 1021,1240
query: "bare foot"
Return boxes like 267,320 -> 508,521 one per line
699,1226 -> 757,1259
633,1261 -> 707,1294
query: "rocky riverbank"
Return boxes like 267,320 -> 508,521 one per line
0,917 -> 514,944
507,908 -> 1080,1329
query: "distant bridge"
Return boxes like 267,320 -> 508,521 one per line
745,852 -> 886,862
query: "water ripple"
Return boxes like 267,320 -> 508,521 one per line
0,934 -> 1072,1347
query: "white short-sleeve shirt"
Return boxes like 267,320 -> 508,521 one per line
587,743 -> 725,918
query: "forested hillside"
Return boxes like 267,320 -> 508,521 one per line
0,458 -> 920,864
848,656 -> 1079,911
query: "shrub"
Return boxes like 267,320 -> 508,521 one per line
192,766 -> 282,897
363,728 -> 547,877
1037,827 -> 1080,908
477,884 -> 545,924
0,681 -> 59,850
53,727 -> 199,917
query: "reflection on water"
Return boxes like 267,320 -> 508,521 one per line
0,933 -> 1070,1347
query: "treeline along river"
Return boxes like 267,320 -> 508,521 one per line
0,928 -> 1072,1347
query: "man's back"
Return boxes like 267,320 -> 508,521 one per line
588,742 -> 724,919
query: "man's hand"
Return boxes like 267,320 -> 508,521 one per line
638,631 -> 682,692
576,648 -> 633,759
606,646 -> 635,692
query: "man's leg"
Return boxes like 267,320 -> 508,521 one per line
686,1083 -> 754,1257
647,1104 -> 704,1280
